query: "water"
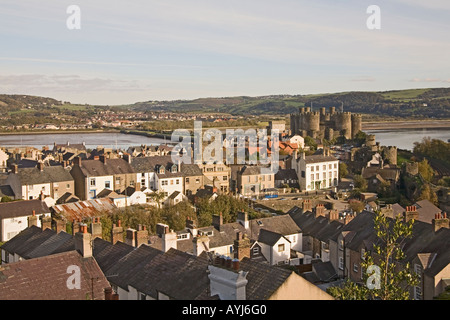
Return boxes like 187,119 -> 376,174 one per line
364,128 -> 449,151
0,128 -> 448,151
0,132 -> 167,150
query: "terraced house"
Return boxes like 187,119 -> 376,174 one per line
7,162 -> 74,201
70,156 -> 135,200
131,156 -> 184,202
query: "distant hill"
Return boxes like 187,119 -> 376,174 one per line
0,94 -> 63,113
1,87 -> 449,120
126,87 -> 450,118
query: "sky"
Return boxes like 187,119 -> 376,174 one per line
0,0 -> 449,105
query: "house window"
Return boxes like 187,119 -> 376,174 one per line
186,178 -> 190,183
311,166 -> 314,172
323,165 -> 326,171
105,181 -> 111,189
316,173 -> 319,180
361,248 -> 366,260
311,174 -> 314,181
196,178 -> 200,184
90,178 -> 96,186
353,263 -> 358,273
278,244 -> 285,252
252,247 -> 259,255
176,179 -> 179,185
170,180 -> 173,185
339,257 -> 344,270
67,184 -> 71,189
334,163 -> 337,168
339,239 -> 344,250
223,176 -> 227,181
414,264 -> 422,300
316,165 -> 319,171
139,292 -> 146,300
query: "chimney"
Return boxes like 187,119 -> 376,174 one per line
75,224 -> 93,258
328,209 -> 339,222
193,233 -> 210,256
233,232 -> 251,260
161,225 -> 177,253
37,161 -> 44,171
111,220 -> 124,244
55,218 -> 66,233
90,217 -> 102,239
11,164 -> 18,174
72,219 -> 81,236
208,265 -> 248,300
404,206 -> 419,222
28,210 -> 38,227
100,155 -> 107,164
344,213 -> 355,225
186,216 -> 198,237
41,215 -> 52,230
314,204 -> 325,218
236,212 -> 249,229
232,258 -> 240,271
136,224 -> 149,247
212,213 -> 223,231
302,200 -> 312,213
73,157 -> 81,167
432,212 -> 449,233
125,228 -> 137,247
300,152 -> 306,160
104,287 -> 113,300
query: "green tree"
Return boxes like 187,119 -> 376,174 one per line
418,159 -> 435,182
353,174 -> 368,191
327,210 -> 419,300
416,184 -> 438,205
339,162 -> 348,179
303,136 -> 317,151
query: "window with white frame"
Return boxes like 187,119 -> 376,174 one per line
339,257 -> 344,270
414,264 -> 422,300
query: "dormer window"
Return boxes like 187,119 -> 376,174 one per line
171,164 -> 178,173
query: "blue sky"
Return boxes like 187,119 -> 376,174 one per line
0,0 -> 449,105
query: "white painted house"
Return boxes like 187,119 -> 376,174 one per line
0,199 -> 51,242
293,150 -> 339,191
131,156 -> 184,205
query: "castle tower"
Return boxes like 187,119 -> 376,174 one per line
382,146 -> 397,166
333,112 -> 352,139
351,114 -> 362,139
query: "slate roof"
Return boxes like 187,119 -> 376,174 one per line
92,238 -> 135,274
0,185 -> 15,198
0,225 -> 43,254
361,166 -> 399,181
303,155 -> 338,164
130,155 -> 173,173
239,257 -> 294,300
0,199 -> 50,219
414,199 -> 443,224
180,163 -> 203,177
257,229 -> 286,246
275,169 -> 298,181
288,208 -> 344,243
149,214 -> 301,256
104,244 -> 163,291
79,158 -> 135,177
0,250 -> 109,300
12,165 -> 74,185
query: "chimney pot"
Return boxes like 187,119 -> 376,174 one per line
232,258 -> 240,271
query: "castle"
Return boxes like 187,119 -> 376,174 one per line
290,106 -> 362,140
